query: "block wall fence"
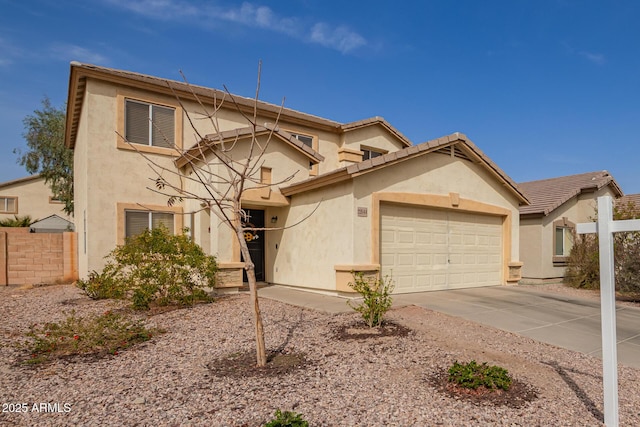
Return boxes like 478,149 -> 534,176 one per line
0,228 -> 78,286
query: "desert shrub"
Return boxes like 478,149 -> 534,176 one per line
565,200 -> 640,295
77,225 -> 217,310
264,409 -> 309,427
565,233 -> 600,289
448,360 -> 512,391
21,310 -> 159,364
0,215 -> 33,227
347,272 -> 394,328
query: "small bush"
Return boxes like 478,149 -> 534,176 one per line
264,409 -> 309,427
347,272 -> 394,328
566,200 -> 640,295
21,310 -> 159,364
0,215 -> 33,227
448,360 -> 512,391
77,225 -> 217,310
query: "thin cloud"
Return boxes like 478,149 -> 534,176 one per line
562,42 -> 605,66
49,44 -> 110,65
579,51 -> 605,65
103,0 -> 367,54
0,37 -> 22,67
310,23 -> 367,54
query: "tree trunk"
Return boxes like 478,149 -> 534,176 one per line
237,228 -> 267,367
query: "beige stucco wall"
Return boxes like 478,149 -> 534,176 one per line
0,176 -> 71,223
519,218 -> 543,279
353,152 -> 521,263
269,152 -> 521,291
341,125 -> 406,155
520,186 -> 618,281
76,79 -> 185,277
270,180 -> 355,290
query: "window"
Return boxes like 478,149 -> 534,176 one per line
553,218 -> 575,262
0,197 -> 17,213
289,132 -> 315,170
125,99 -> 175,148
361,147 -> 385,161
289,132 -> 313,148
125,210 -> 174,238
555,227 -> 573,256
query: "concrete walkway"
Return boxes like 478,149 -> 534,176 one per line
258,285 -> 640,369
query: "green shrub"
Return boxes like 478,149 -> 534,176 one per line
0,215 -> 34,227
77,225 -> 217,310
264,409 -> 309,427
21,310 -> 159,364
448,360 -> 512,391
347,272 -> 394,328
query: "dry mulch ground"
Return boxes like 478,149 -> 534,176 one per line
1,283 -> 640,426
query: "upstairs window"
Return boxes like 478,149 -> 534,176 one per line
125,99 -> 175,148
289,132 -> 315,169
289,132 -> 313,148
0,197 -> 17,214
361,147 -> 385,161
125,210 -> 174,239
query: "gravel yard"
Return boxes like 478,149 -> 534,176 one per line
1,283 -> 639,426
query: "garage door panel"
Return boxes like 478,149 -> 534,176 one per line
381,204 -> 503,293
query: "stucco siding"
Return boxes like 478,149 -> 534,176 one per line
522,186 -> 618,280
0,177 -> 70,222
342,125 -> 406,155
271,181 -> 354,290
353,152 -> 521,264
519,218 -> 543,279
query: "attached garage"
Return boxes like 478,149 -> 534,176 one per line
380,203 -> 503,293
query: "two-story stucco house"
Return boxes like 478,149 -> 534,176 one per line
65,62 -> 529,294
0,174 -> 73,227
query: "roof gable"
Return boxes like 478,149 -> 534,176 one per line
281,132 -> 529,204
0,174 -> 42,189
518,170 -> 623,217
340,117 -> 412,148
66,62 -> 345,149
176,124 -> 324,169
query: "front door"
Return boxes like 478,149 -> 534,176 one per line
242,209 -> 265,282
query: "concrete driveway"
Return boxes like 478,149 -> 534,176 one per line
259,285 -> 640,369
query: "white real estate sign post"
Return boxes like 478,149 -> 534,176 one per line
577,195 -> 640,427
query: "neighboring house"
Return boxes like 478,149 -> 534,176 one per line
0,174 -> 72,223
30,214 -> 75,233
518,171 -> 623,283
617,193 -> 640,212
65,62 -> 529,294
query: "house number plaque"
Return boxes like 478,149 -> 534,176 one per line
357,207 -> 368,217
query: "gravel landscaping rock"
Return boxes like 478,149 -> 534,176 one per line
1,283 -> 639,426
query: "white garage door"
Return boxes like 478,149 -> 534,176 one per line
380,204 -> 503,293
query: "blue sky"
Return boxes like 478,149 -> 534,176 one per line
1,0 -> 639,193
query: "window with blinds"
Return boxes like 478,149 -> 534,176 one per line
125,99 -> 175,148
0,197 -> 17,213
125,210 -> 174,238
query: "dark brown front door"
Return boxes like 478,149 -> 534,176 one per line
242,209 -> 265,282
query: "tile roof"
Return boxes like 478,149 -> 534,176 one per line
518,171 -> 623,217
175,124 -> 324,168
0,174 -> 41,189
340,116 -> 412,147
617,193 -> 640,209
65,63 -> 411,151
281,132 -> 530,205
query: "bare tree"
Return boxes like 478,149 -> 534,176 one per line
119,62 -> 312,367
